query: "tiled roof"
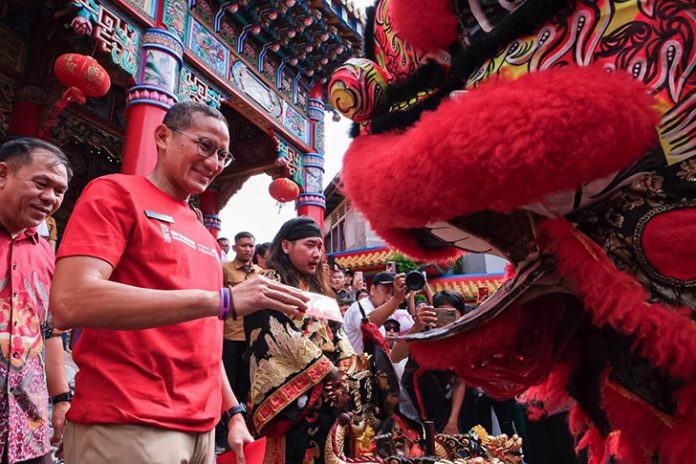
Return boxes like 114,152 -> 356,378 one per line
332,246 -> 393,270
429,274 -> 506,300
330,247 -> 507,300
331,246 -> 461,273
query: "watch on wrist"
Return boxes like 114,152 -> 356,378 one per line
51,391 -> 73,405
221,404 -> 246,424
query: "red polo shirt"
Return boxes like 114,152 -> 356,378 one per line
57,174 -> 223,432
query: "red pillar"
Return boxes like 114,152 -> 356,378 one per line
122,29 -> 183,176
121,103 -> 165,175
296,204 -> 323,227
8,86 -> 46,138
199,189 -> 221,238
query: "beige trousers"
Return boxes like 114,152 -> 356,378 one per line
63,422 -> 215,464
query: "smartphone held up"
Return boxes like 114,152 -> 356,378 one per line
434,307 -> 458,324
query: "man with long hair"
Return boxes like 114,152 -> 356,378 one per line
252,242 -> 271,269
244,217 -> 354,463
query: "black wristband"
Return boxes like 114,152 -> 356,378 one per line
221,404 -> 246,424
51,391 -> 73,405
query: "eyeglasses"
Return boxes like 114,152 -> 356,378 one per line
168,126 -> 235,168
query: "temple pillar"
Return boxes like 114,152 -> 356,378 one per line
122,28 -> 183,175
8,86 -> 46,138
296,83 -> 326,230
199,189 -> 221,238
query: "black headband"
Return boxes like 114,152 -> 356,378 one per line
278,217 -> 322,242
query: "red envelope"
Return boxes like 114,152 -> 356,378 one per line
304,291 -> 343,322
217,437 -> 267,464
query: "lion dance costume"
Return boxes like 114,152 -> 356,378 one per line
329,0 -> 696,462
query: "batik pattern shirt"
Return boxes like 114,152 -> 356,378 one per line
0,227 -> 54,463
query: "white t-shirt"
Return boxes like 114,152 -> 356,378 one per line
37,220 -> 50,238
343,297 -> 414,353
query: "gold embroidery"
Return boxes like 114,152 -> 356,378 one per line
249,317 -> 324,408
676,158 -> 696,182
253,357 -> 334,433
632,200 -> 696,287
611,174 -> 666,211
264,435 -> 286,464
299,316 -> 336,353
335,326 -> 355,363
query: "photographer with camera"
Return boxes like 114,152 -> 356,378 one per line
342,271 -> 410,353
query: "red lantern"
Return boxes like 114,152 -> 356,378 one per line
269,178 -> 300,203
40,54 -> 111,139
55,53 -> 111,101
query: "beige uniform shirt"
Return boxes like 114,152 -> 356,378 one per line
223,260 -> 262,341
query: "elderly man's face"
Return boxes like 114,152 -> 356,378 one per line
0,150 -> 68,236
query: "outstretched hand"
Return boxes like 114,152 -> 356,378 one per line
232,276 -> 310,318
227,414 -> 254,464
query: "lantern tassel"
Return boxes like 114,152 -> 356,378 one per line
38,87 -> 86,140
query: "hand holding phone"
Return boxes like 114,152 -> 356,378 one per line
477,286 -> 489,303
434,307 -> 458,324
415,305 -> 438,328
386,261 -> 396,273
352,271 -> 364,289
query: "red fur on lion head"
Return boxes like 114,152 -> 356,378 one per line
341,66 -> 659,260
389,0 -> 458,52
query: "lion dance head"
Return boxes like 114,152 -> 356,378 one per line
330,0 -> 696,462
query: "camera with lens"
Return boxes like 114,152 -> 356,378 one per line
405,270 -> 426,291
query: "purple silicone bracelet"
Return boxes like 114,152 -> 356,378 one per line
219,287 -> 231,320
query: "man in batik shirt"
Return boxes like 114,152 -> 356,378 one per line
0,138 -> 72,464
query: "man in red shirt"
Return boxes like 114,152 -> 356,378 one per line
0,138 -> 72,464
51,101 -> 309,464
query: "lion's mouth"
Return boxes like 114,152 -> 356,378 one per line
410,208 -> 545,265
398,208 -> 569,342
402,253 -> 577,342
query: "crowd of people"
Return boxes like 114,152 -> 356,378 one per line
0,101 -> 576,464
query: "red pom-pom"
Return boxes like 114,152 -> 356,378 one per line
389,0 -> 458,52
342,66 -> 659,259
